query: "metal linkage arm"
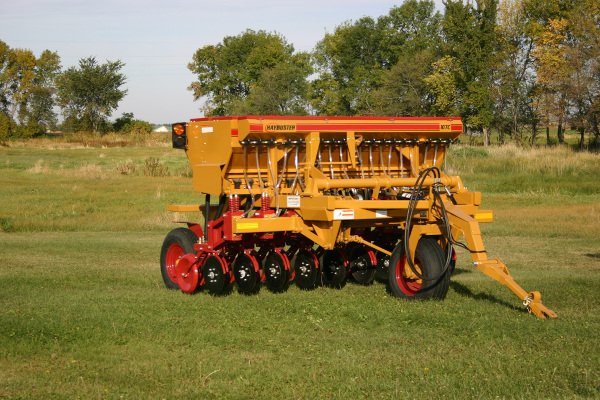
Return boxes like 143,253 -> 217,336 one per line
443,201 -> 557,319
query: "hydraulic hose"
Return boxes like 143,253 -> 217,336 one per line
403,167 -> 454,281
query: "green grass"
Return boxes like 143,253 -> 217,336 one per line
1,138 -> 599,399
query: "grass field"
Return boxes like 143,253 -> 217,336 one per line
1,136 -> 599,399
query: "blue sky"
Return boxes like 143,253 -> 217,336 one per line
2,0 -> 444,124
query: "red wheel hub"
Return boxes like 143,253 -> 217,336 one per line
165,243 -> 186,285
395,254 -> 423,295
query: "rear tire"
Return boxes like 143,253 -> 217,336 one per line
388,236 -> 449,300
160,228 -> 199,290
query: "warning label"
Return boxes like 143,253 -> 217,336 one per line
376,209 -> 388,218
287,195 -> 301,208
333,209 -> 355,220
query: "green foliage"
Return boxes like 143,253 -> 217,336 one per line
424,55 -> 462,116
56,56 -> 126,132
188,30 -> 312,116
442,0 -> 498,135
311,16 -> 387,115
311,1 -> 443,117
0,40 -> 60,138
113,112 -> 154,133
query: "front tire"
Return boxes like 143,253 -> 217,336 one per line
160,228 -> 199,290
388,236 -> 450,300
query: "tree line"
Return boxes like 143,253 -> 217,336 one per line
189,0 -> 600,147
2,0 -> 599,147
0,45 -> 144,141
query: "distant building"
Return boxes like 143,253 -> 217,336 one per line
153,126 -> 169,133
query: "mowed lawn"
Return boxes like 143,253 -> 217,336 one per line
1,138 -> 599,399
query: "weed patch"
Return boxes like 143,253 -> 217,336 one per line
143,157 -> 170,177
116,161 -> 137,175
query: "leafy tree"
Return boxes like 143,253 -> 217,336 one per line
113,112 -> 153,133
112,112 -> 134,132
442,0 -> 498,145
424,55 -> 462,116
311,17 -> 387,115
56,56 -> 127,132
531,18 -> 570,144
372,1 -> 443,116
247,55 -> 312,115
0,41 -> 60,139
493,0 -> 536,144
188,30 -> 312,116
379,0 -> 443,63
373,49 -> 438,116
563,0 -> 600,148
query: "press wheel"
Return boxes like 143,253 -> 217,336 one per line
202,255 -> 228,295
233,253 -> 260,294
294,250 -> 320,290
176,253 -> 200,293
322,248 -> 348,288
264,251 -> 290,292
350,246 -> 376,285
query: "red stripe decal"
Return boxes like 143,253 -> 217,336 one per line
295,124 -> 441,131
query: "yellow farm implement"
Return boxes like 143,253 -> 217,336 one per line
160,116 -> 556,319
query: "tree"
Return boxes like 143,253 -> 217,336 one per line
113,112 -> 153,133
493,0 -> 536,144
424,55 -> 462,116
56,56 -> 126,132
563,0 -> 600,148
524,0 -> 577,144
188,30 -> 312,116
531,18 -> 570,144
311,17 -> 387,115
373,49 -> 439,116
311,1 -> 443,117
372,0 -> 443,116
0,41 -> 60,139
442,0 -> 499,146
247,54 -> 312,115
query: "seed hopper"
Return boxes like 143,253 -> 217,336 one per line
160,116 -> 556,319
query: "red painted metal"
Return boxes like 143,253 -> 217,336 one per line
395,254 -> 422,295
164,242 -> 185,285
176,253 -> 200,293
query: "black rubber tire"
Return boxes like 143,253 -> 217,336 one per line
160,227 -> 199,290
388,236 -> 450,300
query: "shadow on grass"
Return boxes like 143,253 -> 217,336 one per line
585,253 -> 600,259
449,280 -> 526,314
450,267 -> 470,276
